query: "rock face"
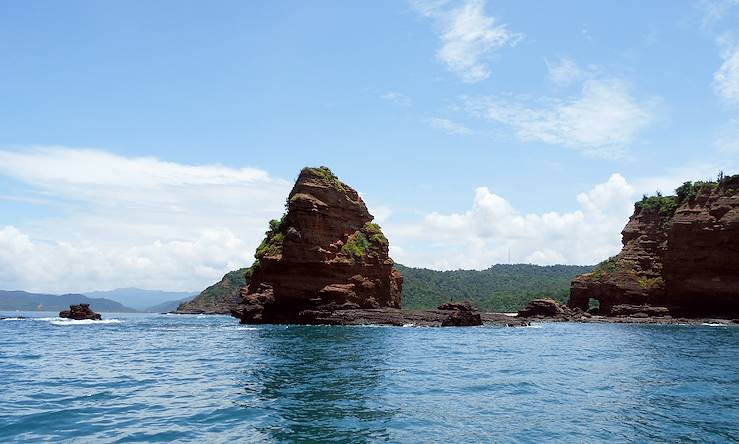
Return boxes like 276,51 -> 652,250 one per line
232,167 -> 403,324
175,268 -> 248,314
59,304 -> 102,320
569,174 -> 739,317
437,300 -> 482,326
517,298 -> 568,317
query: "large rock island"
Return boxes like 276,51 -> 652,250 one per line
231,167 -> 404,324
568,174 -> 739,318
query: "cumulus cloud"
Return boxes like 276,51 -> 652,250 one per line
465,79 -> 658,158
413,0 -> 523,82
0,147 -> 291,292
430,117 -> 473,135
384,174 -> 636,269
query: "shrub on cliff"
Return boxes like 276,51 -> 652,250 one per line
306,166 -> 346,191
255,216 -> 287,259
341,223 -> 388,261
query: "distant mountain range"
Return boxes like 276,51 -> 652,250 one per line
0,290 -> 137,313
83,288 -> 197,311
0,288 -> 197,313
1,264 -> 593,314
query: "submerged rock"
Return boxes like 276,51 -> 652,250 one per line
59,304 -> 102,320
231,167 -> 403,324
568,174 -> 739,318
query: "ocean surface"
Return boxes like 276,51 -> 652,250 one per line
0,312 -> 737,443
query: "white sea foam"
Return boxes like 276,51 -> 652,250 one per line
47,318 -> 123,326
0,317 -> 26,321
402,323 -> 416,327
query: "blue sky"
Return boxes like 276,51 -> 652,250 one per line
0,0 -> 738,292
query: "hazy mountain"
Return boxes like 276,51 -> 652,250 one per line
83,288 -> 198,311
0,290 -> 137,313
145,296 -> 195,313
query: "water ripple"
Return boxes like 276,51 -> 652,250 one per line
0,312 -> 737,443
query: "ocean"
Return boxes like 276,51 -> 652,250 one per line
1,312 -> 737,443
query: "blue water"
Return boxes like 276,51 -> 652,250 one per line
0,313 -> 737,443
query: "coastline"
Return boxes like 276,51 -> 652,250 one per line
167,308 -> 739,327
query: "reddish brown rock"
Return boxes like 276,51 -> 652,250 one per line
517,298 -> 570,317
59,304 -> 102,321
569,174 -> 739,317
437,300 -> 482,326
232,167 -> 403,324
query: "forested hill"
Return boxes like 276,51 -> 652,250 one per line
396,263 -> 594,312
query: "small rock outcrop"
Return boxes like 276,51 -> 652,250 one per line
437,300 -> 482,326
59,304 -> 102,320
569,174 -> 739,317
175,268 -> 248,314
517,298 -> 569,317
231,167 -> 403,324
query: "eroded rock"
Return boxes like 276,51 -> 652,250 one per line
568,174 -> 739,318
231,167 -> 403,324
59,304 -> 102,321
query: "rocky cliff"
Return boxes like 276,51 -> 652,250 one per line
231,167 -> 403,324
175,268 -> 248,314
569,174 -> 739,317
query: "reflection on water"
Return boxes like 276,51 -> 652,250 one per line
237,326 -> 397,442
0,312 -> 737,443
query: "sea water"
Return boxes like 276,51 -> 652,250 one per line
0,312 -> 737,443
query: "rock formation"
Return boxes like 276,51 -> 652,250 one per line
437,300 -> 482,326
175,268 -> 248,314
231,167 -> 403,324
59,304 -> 102,320
569,174 -> 739,317
517,298 -> 569,317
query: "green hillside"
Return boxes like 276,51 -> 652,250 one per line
396,263 -> 593,312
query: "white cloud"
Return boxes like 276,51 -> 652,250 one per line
465,79 -> 658,158
713,38 -> 739,103
0,147 -> 291,292
380,91 -> 412,106
430,117 -> 473,135
384,174 -> 637,269
546,57 -> 583,86
413,0 -> 523,83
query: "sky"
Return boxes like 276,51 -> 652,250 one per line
1,0 -> 738,293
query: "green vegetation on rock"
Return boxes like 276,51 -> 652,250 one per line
342,232 -> 370,258
306,166 -> 346,191
176,268 -> 248,312
255,216 -> 287,259
341,222 -> 389,261
364,222 -> 388,246
590,255 -> 636,279
635,172 -> 738,219
397,263 -> 593,312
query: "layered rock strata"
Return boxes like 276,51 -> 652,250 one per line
569,174 -> 739,317
232,167 -> 403,324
